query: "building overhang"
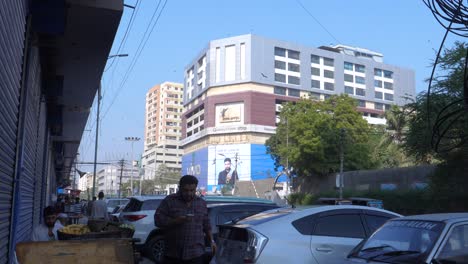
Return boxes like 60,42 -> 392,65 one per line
33,0 -> 123,185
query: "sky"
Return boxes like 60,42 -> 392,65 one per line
77,0 -> 462,170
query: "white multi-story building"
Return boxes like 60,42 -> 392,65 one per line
141,82 -> 184,179
97,165 -> 140,197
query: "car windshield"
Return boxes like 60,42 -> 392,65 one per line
350,220 -> 445,263
107,199 -> 127,208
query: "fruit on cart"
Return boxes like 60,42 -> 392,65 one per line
60,224 -> 91,235
119,224 -> 135,230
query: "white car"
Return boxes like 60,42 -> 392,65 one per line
106,198 -> 129,214
215,205 -> 401,264
346,213 -> 468,264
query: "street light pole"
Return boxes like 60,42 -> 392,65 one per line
92,84 -> 101,199
125,137 -> 140,195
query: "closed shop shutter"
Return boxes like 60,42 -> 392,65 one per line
0,0 -> 26,263
33,101 -> 47,227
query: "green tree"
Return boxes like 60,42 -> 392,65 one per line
154,164 -> 180,191
266,94 -> 374,178
403,41 -> 467,163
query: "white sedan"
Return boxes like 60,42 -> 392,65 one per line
215,205 -> 401,264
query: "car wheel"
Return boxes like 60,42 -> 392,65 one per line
146,235 -> 165,263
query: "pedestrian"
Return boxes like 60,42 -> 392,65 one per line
31,206 -> 64,241
155,175 -> 216,264
91,192 -> 109,220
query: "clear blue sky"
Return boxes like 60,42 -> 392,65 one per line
77,0 -> 461,169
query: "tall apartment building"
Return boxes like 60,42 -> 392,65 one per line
180,34 -> 415,192
141,82 -> 184,179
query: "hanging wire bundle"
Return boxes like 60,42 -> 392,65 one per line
423,0 -> 468,153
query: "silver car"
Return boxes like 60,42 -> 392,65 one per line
215,205 -> 401,264
346,213 -> 468,264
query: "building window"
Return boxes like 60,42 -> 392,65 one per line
375,91 -> 383,99
375,103 -> 384,110
323,57 -> 334,67
344,74 -> 354,82
383,70 -> 393,79
288,76 -> 300,85
355,64 -> 365,73
374,80 -> 382,88
355,76 -> 365,84
275,73 -> 286,83
324,94 -> 332,100
311,55 -> 320,64
356,88 -> 366,96
384,82 -> 393,90
344,62 -> 353,71
358,100 -> 366,107
324,82 -> 334,91
288,50 -> 300,60
311,67 -> 320,76
324,70 -> 334,79
275,47 -> 286,57
344,86 -> 354,95
374,68 -> 383,77
275,60 -> 286,70
288,89 -> 300,97
310,92 -> 320,100
274,86 -> 287,95
288,63 -> 300,72
311,80 -> 321,89
384,93 -> 394,101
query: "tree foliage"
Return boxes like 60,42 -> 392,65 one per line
403,41 -> 467,163
266,94 -> 374,177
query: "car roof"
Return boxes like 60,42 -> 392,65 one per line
207,202 -> 280,208
203,195 -> 276,204
395,213 -> 468,223
129,195 -> 166,201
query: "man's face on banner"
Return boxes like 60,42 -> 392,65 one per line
224,161 -> 231,171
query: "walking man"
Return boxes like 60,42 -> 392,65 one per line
91,191 -> 108,220
155,175 -> 216,264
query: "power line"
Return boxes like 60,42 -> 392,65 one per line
101,0 -> 169,120
294,0 -> 341,44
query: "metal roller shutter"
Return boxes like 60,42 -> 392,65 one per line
33,101 -> 47,227
0,0 -> 26,263
15,47 -> 41,243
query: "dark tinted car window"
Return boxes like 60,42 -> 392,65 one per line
292,214 -> 318,235
123,198 -> 142,212
142,199 -> 163,211
364,215 -> 391,234
313,214 -> 365,238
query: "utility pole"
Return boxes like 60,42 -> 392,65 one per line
118,159 -> 125,199
125,137 -> 140,195
92,84 -> 101,199
339,128 -> 346,200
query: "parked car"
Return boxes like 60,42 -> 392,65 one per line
106,198 -> 129,214
215,205 -> 401,264
345,213 -> 468,264
119,195 -> 279,263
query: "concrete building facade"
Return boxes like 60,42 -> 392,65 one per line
96,165 -> 139,197
141,82 -> 184,179
180,34 -> 415,193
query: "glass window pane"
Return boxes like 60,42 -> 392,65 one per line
311,55 -> 320,64
289,89 -> 300,97
323,57 -> 334,67
383,70 -> 393,79
313,214 -> 365,238
438,225 -> 468,261
344,62 -> 354,71
324,82 -> 334,91
275,73 -> 286,83
375,91 -> 383,99
288,76 -> 300,85
288,50 -> 300,60
344,74 -> 354,82
384,82 -> 393,90
275,47 -> 286,57
374,68 -> 383,76
288,63 -> 300,72
375,103 -> 384,110
356,88 -> 366,96
355,76 -> 365,84
310,92 -> 320,99
311,80 -> 321,89
355,64 -> 365,73
364,215 -> 392,234
358,100 -> 366,107
275,60 -> 286,70
374,80 -> 382,88
324,70 -> 334,79
344,86 -> 354,95
274,86 -> 286,95
384,93 -> 394,101
311,67 -> 320,76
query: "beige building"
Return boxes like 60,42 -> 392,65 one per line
142,82 -> 184,179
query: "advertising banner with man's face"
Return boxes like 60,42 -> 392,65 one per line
207,144 -> 251,193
